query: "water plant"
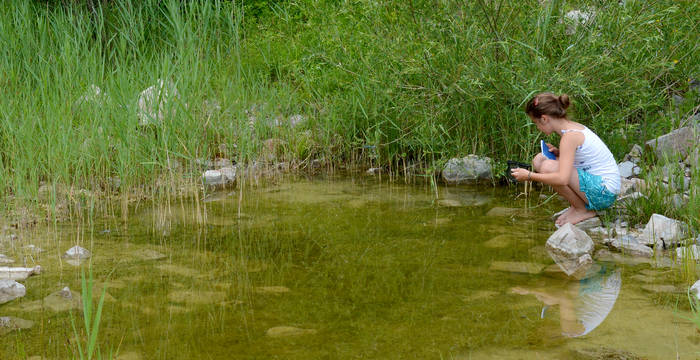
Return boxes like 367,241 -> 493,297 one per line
70,269 -> 111,360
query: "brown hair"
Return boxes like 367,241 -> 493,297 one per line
525,93 -> 570,119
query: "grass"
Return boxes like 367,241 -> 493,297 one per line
70,268 -> 111,360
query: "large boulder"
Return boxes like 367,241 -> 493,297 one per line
442,155 -> 492,184
639,214 -> 687,248
645,123 -> 700,161
137,79 -> 180,126
0,279 -> 26,304
546,223 -> 595,277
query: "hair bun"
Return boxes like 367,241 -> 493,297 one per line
558,94 -> 570,109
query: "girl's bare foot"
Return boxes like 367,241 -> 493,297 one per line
564,208 -> 596,225
555,207 -> 572,226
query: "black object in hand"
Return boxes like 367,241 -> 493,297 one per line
506,160 -> 531,184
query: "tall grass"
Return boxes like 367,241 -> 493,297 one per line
0,0 -> 696,221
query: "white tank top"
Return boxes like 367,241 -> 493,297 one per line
561,127 -> 621,194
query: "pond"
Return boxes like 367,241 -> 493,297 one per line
1,175 -> 698,359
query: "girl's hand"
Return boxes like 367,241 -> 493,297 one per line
546,143 -> 560,156
510,168 -> 532,182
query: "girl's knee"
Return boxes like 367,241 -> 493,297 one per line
540,160 -> 559,174
533,153 -> 547,172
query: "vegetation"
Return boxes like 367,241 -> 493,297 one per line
0,0 -> 696,225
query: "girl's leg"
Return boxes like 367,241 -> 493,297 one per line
535,156 -> 596,225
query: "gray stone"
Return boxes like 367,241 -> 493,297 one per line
676,245 -> 700,261
0,254 -> 14,264
619,177 -> 645,195
219,166 -> 237,184
645,124 -> 700,161
288,114 -> 306,128
546,223 -> 594,259
0,316 -> 34,335
608,235 -> 653,258
213,158 -> 232,168
618,161 -> 640,178
0,266 -> 42,281
266,326 -> 317,337
622,144 -> 643,162
489,261 -> 544,274
366,167 -> 382,175
640,214 -> 687,248
0,279 -> 26,304
137,79 -> 180,126
575,217 -> 602,231
442,155 -> 492,184
564,9 -> 595,35
486,207 -> 521,217
203,170 -> 223,185
617,191 -> 644,206
691,280 -> 700,300
549,253 -> 594,279
63,246 -> 91,260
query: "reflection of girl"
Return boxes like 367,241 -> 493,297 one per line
510,93 -> 620,226
511,268 -> 621,337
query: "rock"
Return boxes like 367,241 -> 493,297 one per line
618,161 -> 641,178
442,155 -> 492,184
546,223 -> 594,259
617,191 -> 644,206
0,254 -> 14,264
483,234 -> 514,248
288,114 -> 306,128
645,124 -> 700,161
132,249 -> 166,261
0,316 -> 34,335
639,214 -> 687,248
622,144 -> 643,162
489,261 -> 544,274
74,84 -> 108,108
24,245 -> 43,253
219,166 -> 237,184
437,199 -> 462,207
366,167 -> 382,175
569,347 -> 643,360
203,170 -> 223,185
575,217 -> 602,231
167,290 -> 226,305
619,177 -> 645,195
564,9 -> 595,35
690,281 -> 700,300
213,158 -> 232,168
115,351 -> 142,360
641,284 -> 679,293
265,326 -> 317,337
63,246 -> 91,259
0,280 -> 26,304
676,245 -> 700,261
608,235 -> 653,258
137,79 -> 180,126
41,287 -> 81,312
550,253 -> 594,279
254,286 -> 290,294
486,207 -> 521,217
0,266 -> 42,281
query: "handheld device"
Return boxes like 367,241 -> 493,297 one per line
541,140 -> 557,160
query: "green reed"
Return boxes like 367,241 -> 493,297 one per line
0,0 -> 696,229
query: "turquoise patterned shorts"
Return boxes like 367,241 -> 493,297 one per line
577,169 -> 617,211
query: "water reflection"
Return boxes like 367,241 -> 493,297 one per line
512,265 -> 621,338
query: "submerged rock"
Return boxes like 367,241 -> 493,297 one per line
265,326 -> 317,337
0,254 -> 14,264
483,234 -> 514,248
0,265 -> 42,281
485,207 -> 522,217
607,235 -> 653,258
442,155 -> 492,184
639,214 -> 687,248
63,246 -> 91,259
641,284 -> 679,294
254,286 -> 290,294
0,316 -> 34,335
132,249 -> 166,261
167,290 -> 226,305
489,261 -> 544,274
0,279 -> 26,304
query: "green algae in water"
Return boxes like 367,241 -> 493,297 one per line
0,177 -> 698,359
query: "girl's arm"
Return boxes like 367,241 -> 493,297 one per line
530,132 -> 582,186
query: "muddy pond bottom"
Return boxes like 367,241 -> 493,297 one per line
1,176 -> 698,359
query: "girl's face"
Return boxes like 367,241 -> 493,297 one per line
530,114 -> 553,135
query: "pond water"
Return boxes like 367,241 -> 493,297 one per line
1,175 -> 698,359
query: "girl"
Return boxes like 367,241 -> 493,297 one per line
511,93 -> 620,226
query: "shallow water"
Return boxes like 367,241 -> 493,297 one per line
1,175 -> 698,359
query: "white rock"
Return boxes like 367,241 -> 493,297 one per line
137,79 -> 179,126
203,170 -> 223,185
618,161 -> 640,178
63,246 -> 91,259
0,254 -> 14,264
691,281 -> 700,300
0,266 -> 42,281
608,235 -> 653,258
219,166 -> 237,183
676,245 -> 700,261
546,223 -> 595,259
640,214 -> 687,248
0,279 -> 26,304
